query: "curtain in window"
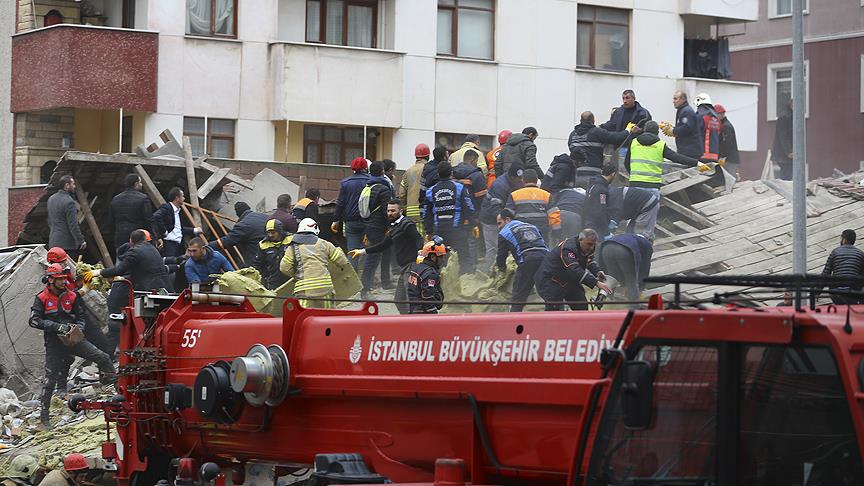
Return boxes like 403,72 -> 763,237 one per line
187,0 -> 211,35
326,0 -> 344,45
214,0 -> 234,35
347,4 -> 373,48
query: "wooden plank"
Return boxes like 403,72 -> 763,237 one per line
74,184 -> 113,267
762,179 -> 822,217
197,167 -> 232,199
182,136 -> 202,227
660,173 -> 711,196
661,197 -> 713,227
134,164 -> 167,206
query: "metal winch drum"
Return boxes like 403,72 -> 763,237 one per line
229,344 -> 290,407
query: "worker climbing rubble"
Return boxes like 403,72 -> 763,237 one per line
495,209 -> 548,312
421,161 -> 476,274
597,232 -> 654,307
406,237 -> 446,314
31,264 -> 115,429
280,218 -> 354,309
37,454 -> 88,486
534,229 -> 612,311
253,219 -> 293,290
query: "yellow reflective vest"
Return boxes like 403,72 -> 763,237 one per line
279,236 -> 348,297
629,139 -> 666,185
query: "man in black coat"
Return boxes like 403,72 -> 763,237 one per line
772,99 -> 794,181
152,187 -> 202,258
85,230 -> 170,292
421,145 -> 449,195
669,91 -> 703,159
821,229 -> 864,305
496,127 -> 543,181
535,229 -> 612,311
253,219 -> 292,290
47,175 -> 86,260
350,200 -> 423,313
108,174 -> 155,252
568,111 -> 630,185
211,201 -> 268,268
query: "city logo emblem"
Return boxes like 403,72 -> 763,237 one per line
349,335 -> 363,364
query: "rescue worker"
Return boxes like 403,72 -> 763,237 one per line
772,99 -> 794,180
31,264 -> 115,429
583,165 -> 619,239
47,175 -> 86,261
280,218 -> 353,309
398,144 -> 429,235
270,194 -> 299,234
349,199 -> 423,314
38,453 -> 88,486
479,164 -> 524,273
541,153 -> 577,194
253,219 -> 293,290
453,149 -> 488,212
332,157 -> 371,271
3,454 -> 41,486
152,187 -> 203,258
497,127 -> 542,181
108,174 -> 155,252
625,121 -> 701,191
210,202 -> 268,268
421,161 -> 476,274
600,89 -> 652,133
486,130 -> 511,187
597,233 -> 654,307
608,186 -> 661,240
185,237 -> 234,285
568,111 -> 630,186
421,146 -> 449,195
821,229 -> 864,305
360,161 -> 395,297
694,92 -> 722,162
552,187 -> 586,245
292,189 -> 320,222
496,209 -> 548,312
84,230 -> 171,292
666,91 -> 703,159
507,169 -> 557,240
534,229 -> 612,311
715,104 -> 740,177
448,134 -> 487,175
406,237 -> 446,314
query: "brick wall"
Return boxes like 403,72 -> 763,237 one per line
18,0 -> 82,32
8,185 -> 46,244
14,108 -> 74,185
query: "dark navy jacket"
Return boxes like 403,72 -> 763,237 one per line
600,101 -> 652,132
334,171 -> 371,222
597,234 -> 654,285
497,220 -> 548,268
673,103 -> 703,159
608,186 -> 659,222
479,174 -> 523,225
555,188 -> 587,214
422,179 -> 475,231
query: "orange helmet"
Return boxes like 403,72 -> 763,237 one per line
414,143 -> 431,158
45,263 -> 67,278
47,247 -> 68,263
141,229 -> 152,241
420,236 -> 447,259
63,453 -> 88,472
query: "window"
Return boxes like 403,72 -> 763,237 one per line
186,0 -> 236,37
577,6 -> 629,72
44,10 -> 64,27
121,116 -> 133,153
122,0 -> 136,29
769,0 -> 809,18
306,0 -> 377,48
183,117 -> 235,158
435,132 -> 493,154
303,124 -> 378,165
437,0 -> 495,60
767,61 -> 809,120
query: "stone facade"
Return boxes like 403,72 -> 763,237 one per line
14,108 -> 73,185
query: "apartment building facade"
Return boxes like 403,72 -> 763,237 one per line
6,0 -> 760,243
726,0 -> 864,179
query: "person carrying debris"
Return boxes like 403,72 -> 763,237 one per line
253,219 -> 293,290
47,175 -> 86,261
292,189 -> 321,222
280,218 -> 353,309
496,209 -> 548,312
210,202 -> 268,268
349,199 -> 424,313
3,454 -> 42,486
421,161 -> 476,274
332,157 -> 371,271
597,233 -> 654,307
608,186 -> 661,240
185,237 -> 234,285
108,174 -> 156,252
534,229 -> 612,311
84,230 -> 171,292
479,164 -> 524,273
625,120 -> 701,191
406,237 -> 446,314
31,264 -> 115,429
37,453 -> 88,486
270,194 -> 299,234
360,161 -> 396,298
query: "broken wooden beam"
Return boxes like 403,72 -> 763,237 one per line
182,136 -> 202,227
662,196 -> 714,228
197,167 -> 231,200
74,184 -> 113,267
134,164 -> 167,206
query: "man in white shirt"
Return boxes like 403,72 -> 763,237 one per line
153,187 -> 202,257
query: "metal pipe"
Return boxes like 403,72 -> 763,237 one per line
791,0 -> 807,274
190,293 -> 246,305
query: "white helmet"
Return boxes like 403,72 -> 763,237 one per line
695,92 -> 712,106
297,218 -> 320,235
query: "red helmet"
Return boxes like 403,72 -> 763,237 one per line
47,247 -> 68,263
498,130 -> 512,145
63,453 -> 88,472
414,143 -> 431,159
45,263 -> 67,278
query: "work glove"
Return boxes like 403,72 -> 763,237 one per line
597,271 -> 607,282
330,222 -> 340,233
625,122 -> 635,133
697,162 -> 712,173
193,227 -> 203,235
472,226 -> 480,239
659,121 -> 674,137
717,157 -> 727,167
608,220 -> 619,232
348,249 -> 366,259
82,269 -> 101,285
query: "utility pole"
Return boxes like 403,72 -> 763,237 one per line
791,0 -> 806,274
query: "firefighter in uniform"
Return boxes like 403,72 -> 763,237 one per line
398,144 -> 430,235
38,454 -> 88,486
534,229 -> 612,311
254,219 -> 293,290
280,218 -> 353,309
3,455 -> 42,486
407,237 -> 446,314
31,264 -> 115,429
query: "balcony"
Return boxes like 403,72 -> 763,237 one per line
270,42 -> 404,128
11,24 -> 158,113
679,0 -> 758,23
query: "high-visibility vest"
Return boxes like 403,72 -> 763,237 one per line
629,139 -> 666,185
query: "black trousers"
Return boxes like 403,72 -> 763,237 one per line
394,265 -> 411,315
437,227 -> 474,274
536,279 -> 588,311
83,311 -> 112,357
41,336 -> 114,422
510,256 -> 544,312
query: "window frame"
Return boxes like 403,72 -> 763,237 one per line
768,0 -> 809,19
576,5 -> 630,73
302,124 -> 378,166
305,0 -> 379,49
860,54 -> 864,114
183,116 -> 236,159
186,0 -> 238,39
436,0 -> 496,61
766,60 -> 809,121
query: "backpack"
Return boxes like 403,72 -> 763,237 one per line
358,183 -> 381,219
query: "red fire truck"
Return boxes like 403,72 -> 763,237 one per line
76,275 -> 864,486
